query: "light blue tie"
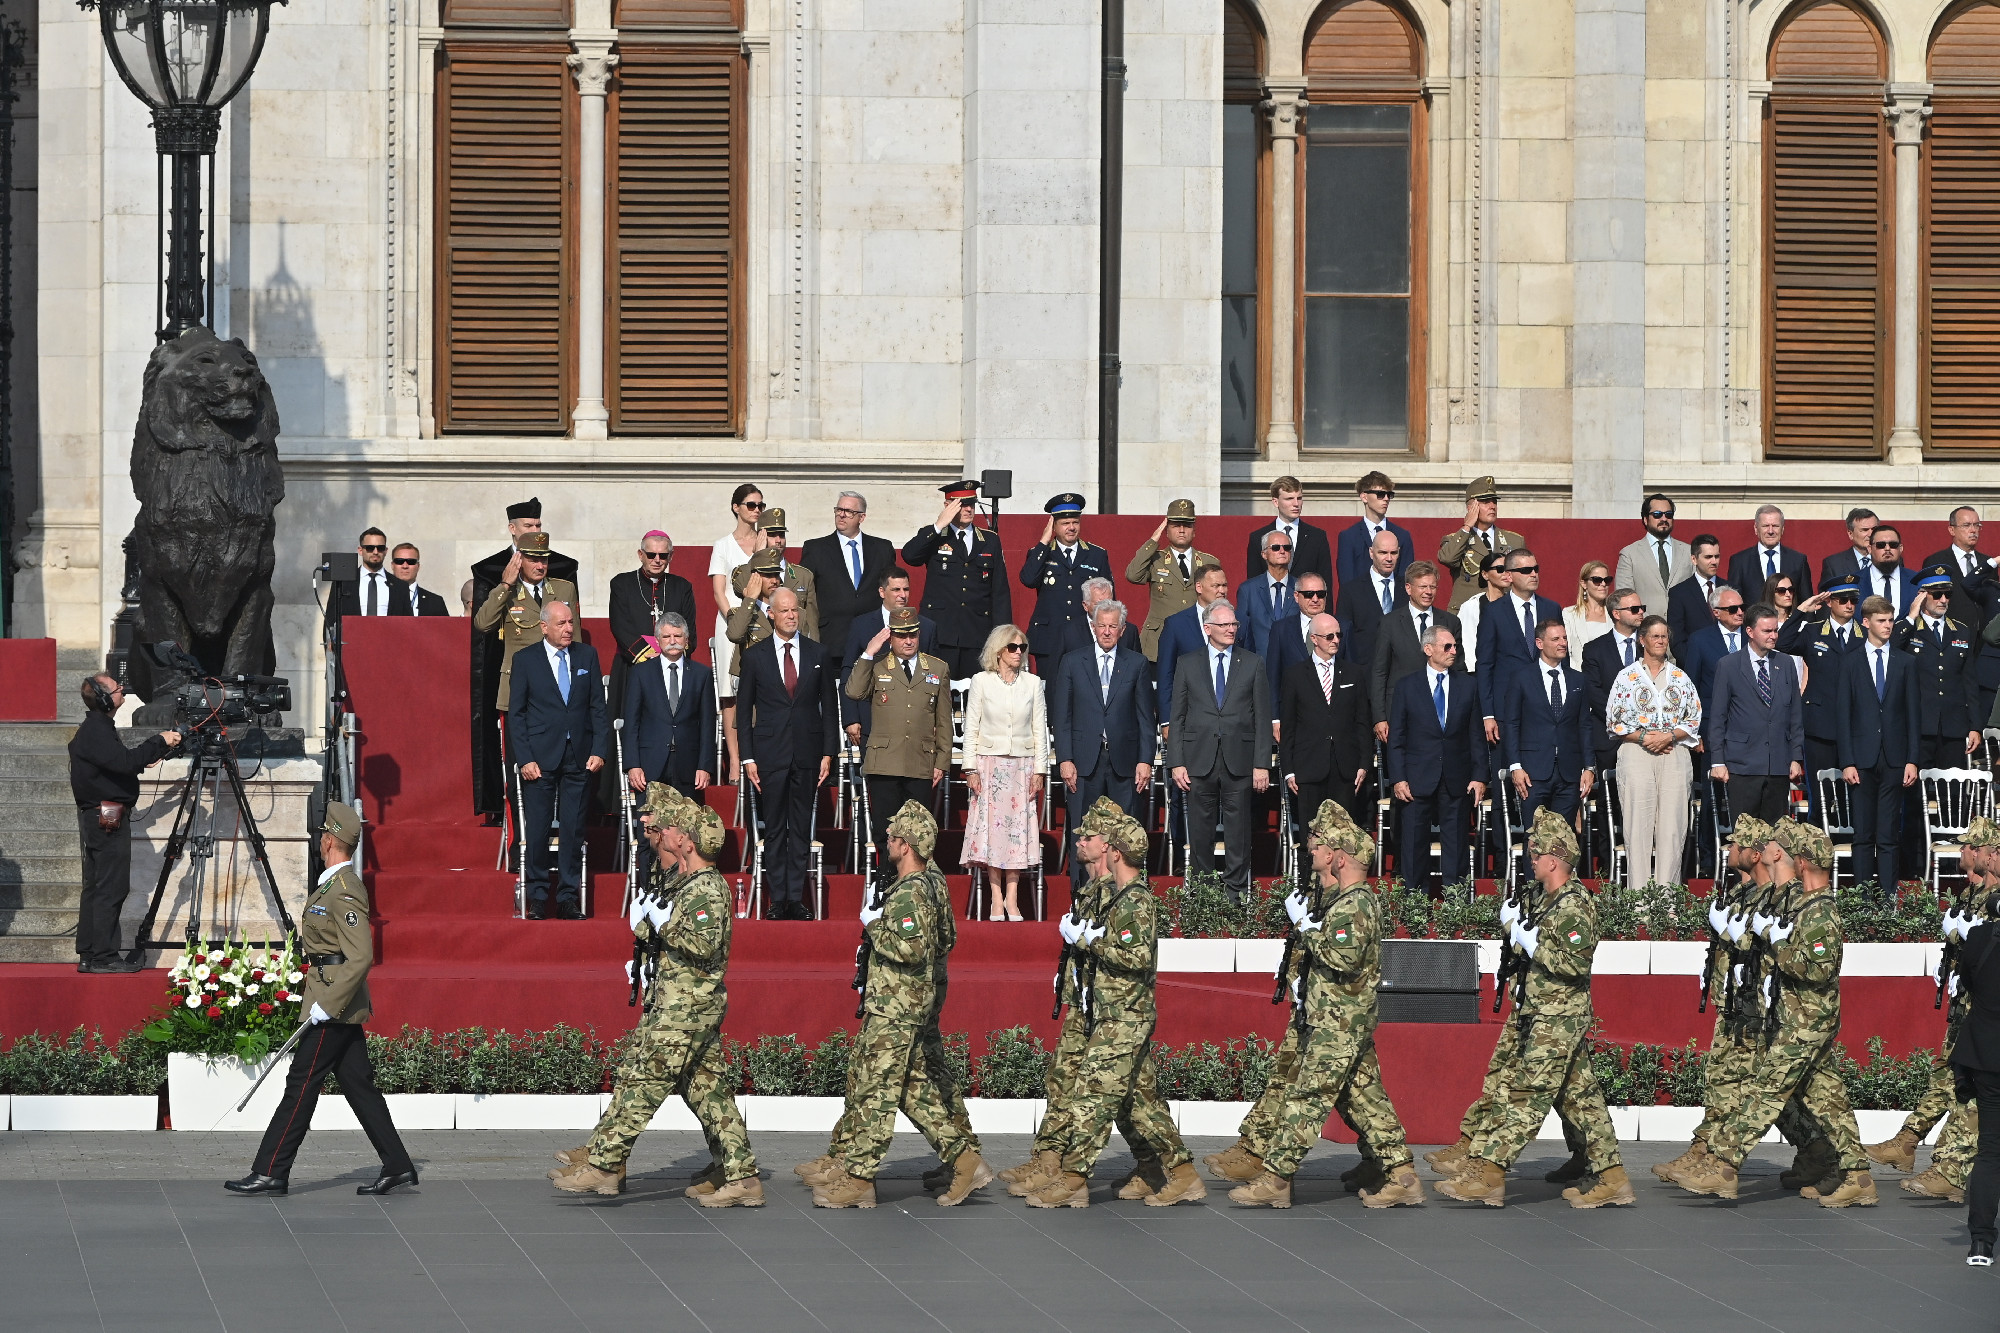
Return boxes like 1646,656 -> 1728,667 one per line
555,647 -> 569,703
1433,674 -> 1447,727
848,539 -> 863,589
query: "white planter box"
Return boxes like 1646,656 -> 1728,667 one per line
741,1095 -> 846,1132
1593,941 -> 1651,974
11,1096 -> 157,1131
455,1094 -> 603,1130
0,1094 -> 7,1129
965,1097 -> 1044,1135
1608,1107 -> 1642,1141
1650,941 -> 1709,976
169,1052 -> 283,1131
1844,943 -> 1926,976
312,1094 -> 456,1131
1157,939 -> 1235,973
646,1100 -> 701,1131
1637,1105 -> 1704,1141
1173,1101 -> 1249,1137
1474,939 -> 1502,975
1923,944 -> 1944,977
1854,1108 -> 1939,1145
1235,939 -> 1285,975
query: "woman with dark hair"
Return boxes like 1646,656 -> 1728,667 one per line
1603,614 -> 1701,887
1763,573 -> 1811,693
709,483 -> 764,782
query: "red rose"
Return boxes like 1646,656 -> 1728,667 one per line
275,990 -> 289,1002
205,1006 -> 223,1020
258,1003 -> 274,1015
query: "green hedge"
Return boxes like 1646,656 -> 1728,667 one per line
0,1029 -> 167,1096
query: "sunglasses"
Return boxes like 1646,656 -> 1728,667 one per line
834,507 -> 864,518
1772,585 -> 1794,595
360,544 -> 386,553
1267,543 -> 1292,552
1311,631 -> 1339,641
1510,565 -> 1539,576
1718,604 -> 1745,615
1874,540 -> 1901,549
1618,603 -> 1645,613
1296,588 -> 1328,599
1002,643 -> 1026,653
1363,489 -> 1394,500
1646,510 -> 1675,520
1585,575 -> 1611,585
641,550 -> 671,560
391,557 -> 418,566
741,500 -> 766,511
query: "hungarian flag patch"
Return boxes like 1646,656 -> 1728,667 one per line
695,910 -> 710,922
1119,929 -> 1134,943
1567,930 -> 1582,944
900,916 -> 918,934
1333,928 -> 1349,943
1810,940 -> 1828,958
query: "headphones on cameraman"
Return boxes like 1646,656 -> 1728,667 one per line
87,676 -> 118,714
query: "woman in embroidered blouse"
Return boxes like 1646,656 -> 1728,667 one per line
961,624 -> 1049,920
1605,614 -> 1702,888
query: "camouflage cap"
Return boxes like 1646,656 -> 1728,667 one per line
887,799 -> 938,859
1078,795 -> 1124,838
679,805 -> 727,859
1307,799 -> 1355,845
1526,807 -> 1578,862
1106,815 -> 1150,867
1964,815 -> 2000,849
1775,817 -> 1833,869
1729,814 -> 1774,850
644,781 -> 687,824
319,800 -> 362,848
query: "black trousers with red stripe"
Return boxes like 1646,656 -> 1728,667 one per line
253,1022 -> 413,1181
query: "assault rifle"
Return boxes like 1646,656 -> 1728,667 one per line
1699,873 -> 1745,1014
851,861 -> 896,1019
1938,880 -> 1972,1011
1273,850 -> 1314,1032
1493,873 -> 1528,1015
1052,879 -> 1087,1021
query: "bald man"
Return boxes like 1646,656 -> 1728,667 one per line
735,586 -> 838,919
1279,613 -> 1373,846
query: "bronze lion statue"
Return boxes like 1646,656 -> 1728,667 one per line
128,327 -> 286,694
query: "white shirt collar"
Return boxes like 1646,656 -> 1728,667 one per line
1748,645 -> 1770,663
1430,668 -> 1449,689
1409,602 -> 1431,623
523,579 -> 543,597
1314,650 -> 1336,668
545,639 -> 571,666
1923,613 -> 1945,632
1058,541 -> 1079,556
1510,590 -> 1535,608
317,860 -> 350,887
772,632 -> 797,651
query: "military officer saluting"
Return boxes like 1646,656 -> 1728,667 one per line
731,508 -> 820,643
226,803 -> 417,1198
1436,477 -> 1524,612
902,480 -> 1011,681
1020,493 -> 1112,678
473,531 -> 582,713
1894,563 -> 1983,769
844,607 -> 953,869
725,547 -> 789,677
1125,498 -> 1219,662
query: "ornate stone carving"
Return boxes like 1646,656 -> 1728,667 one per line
567,48 -> 618,98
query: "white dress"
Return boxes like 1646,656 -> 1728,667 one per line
708,532 -> 755,689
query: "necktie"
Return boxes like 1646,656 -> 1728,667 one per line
1214,652 -> 1228,705
667,661 -> 680,714
365,573 -> 379,617
1548,667 -> 1563,710
1704,577 -> 1714,602
1623,636 -> 1635,667
1727,631 -> 1738,654
1874,648 -> 1886,702
1433,674 -> 1447,726
1479,530 -> 1492,551
1522,602 -> 1534,645
555,647 -> 570,703
1272,580 -> 1283,619
1100,653 -> 1112,703
1177,552 -> 1189,581
1380,577 -> 1392,614
1065,545 -> 1075,567
1320,660 -> 1333,704
1756,656 -> 1771,707
1837,627 -> 1848,647
905,658 -> 914,683
960,528 -> 972,558
1418,611 -> 1429,640
1766,549 -> 1777,580
848,539 -> 863,589
1935,619 -> 1946,651
1657,541 -> 1671,592
783,642 -> 798,698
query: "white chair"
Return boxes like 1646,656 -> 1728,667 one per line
1597,765 -> 1630,889
1981,727 -> 2000,773
1813,767 -> 1856,888
1496,773 -> 1529,891
1919,767 -> 1994,892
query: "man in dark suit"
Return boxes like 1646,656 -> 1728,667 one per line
1780,575 -> 1864,811
1051,599 -> 1156,869
1947,883 -> 2000,1266
324,527 -> 398,631
1020,493 -> 1113,678
1923,506 -> 2000,722
1166,600 -> 1272,901
1581,588 -> 1646,775
1057,576 -> 1143,659
1279,614 -> 1371,840
1727,504 -> 1813,600
606,531 -> 699,734
623,613 -> 717,800
508,600 -> 609,919
1156,563 -> 1232,729
1706,603 -> 1805,825
1385,624 -> 1487,890
800,491 -> 898,682
1859,523 -> 1919,618
1837,595 -> 1919,892
1242,474 -> 1332,591
1334,469 -> 1413,590
1237,528 -> 1297,659
1502,621 -> 1595,832
1683,583 -> 1746,720
1476,548 -> 1564,745
736,587 -> 837,919
841,569 -> 936,742
1894,565 -> 1984,770
471,498 -> 580,819
1668,534 -> 1726,659
388,544 -> 449,616
1371,560 -> 1460,738
1818,508 -> 1879,594
1335,529 -> 1403,683
901,480 -> 1011,680
1261,573 -> 1324,698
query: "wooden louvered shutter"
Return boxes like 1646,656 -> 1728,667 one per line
1924,4 -> 2000,455
437,45 -> 574,433
608,47 -> 742,435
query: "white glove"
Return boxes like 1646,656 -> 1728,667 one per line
1284,892 -> 1310,926
307,1002 -> 330,1026
644,900 -> 669,932
1500,897 -> 1520,932
628,893 -> 646,931
1950,973 -> 1962,999
860,898 -> 884,928
1290,976 -> 1302,1004
1517,923 -> 1540,959
1731,963 -> 1745,988
1768,920 -> 1795,945
1750,910 -> 1772,938
1707,903 -> 1730,936
1081,921 -> 1107,947
1761,975 -> 1774,1006
624,959 -> 637,985
1726,913 -> 1750,944
1059,914 -> 1082,945
1297,912 -> 1323,936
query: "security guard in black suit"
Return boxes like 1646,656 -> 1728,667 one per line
1780,574 -> 1864,820
1894,564 -> 1984,771
1019,492 -> 1112,678
900,480 -> 1012,680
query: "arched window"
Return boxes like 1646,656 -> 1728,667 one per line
1924,1 -> 2000,454
1300,0 -> 1425,452
1221,1 -> 1265,453
1763,0 -> 1889,458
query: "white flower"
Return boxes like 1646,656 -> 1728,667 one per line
192,964 -> 211,981
224,995 -> 241,1009
251,953 -> 268,969
204,981 -> 219,991
287,971 -> 304,984
208,949 -> 225,963
185,993 -> 202,1009
244,984 -> 259,996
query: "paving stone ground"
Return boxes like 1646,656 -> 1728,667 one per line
0,1131 -> 1986,1332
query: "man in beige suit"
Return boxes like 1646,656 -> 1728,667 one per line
1613,492 -> 1693,619
731,508 -> 819,643
845,606 -> 953,867
473,532 -> 582,712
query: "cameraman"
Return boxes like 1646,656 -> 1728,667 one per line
68,675 -> 180,973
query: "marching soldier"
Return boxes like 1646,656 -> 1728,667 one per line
1021,493 -> 1113,678
806,802 -> 993,1207
226,802 -> 417,1198
1125,498 -> 1218,662
1024,813 -> 1206,1207
1893,564 -> 1982,769
902,481 -> 1011,680
1436,477 -> 1524,612
552,791 -> 761,1204
473,531 -> 582,716
1229,802 -> 1423,1208
731,508 -> 820,644
1001,797 -> 1189,1203
1668,819 -> 1875,1206
843,606 -> 952,868
1438,808 -> 1632,1208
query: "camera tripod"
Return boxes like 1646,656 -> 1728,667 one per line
125,729 -> 297,963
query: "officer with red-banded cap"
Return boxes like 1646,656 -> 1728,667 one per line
901,480 -> 1012,680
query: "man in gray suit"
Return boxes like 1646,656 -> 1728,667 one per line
1167,600 -> 1272,901
1370,560 -> 1461,738
1707,601 -> 1806,824
1613,492 -> 1693,619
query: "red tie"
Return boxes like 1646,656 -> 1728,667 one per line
783,641 -> 798,698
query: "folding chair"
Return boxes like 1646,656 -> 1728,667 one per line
1813,768 -> 1855,889
1496,773 -> 1529,892
1919,767 -> 1994,892
1982,727 -> 2000,773
1598,764 -> 1629,889
1372,741 -> 1393,878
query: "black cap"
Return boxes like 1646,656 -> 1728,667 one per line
1044,493 -> 1085,516
506,497 -> 542,521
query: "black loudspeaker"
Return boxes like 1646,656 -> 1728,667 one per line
1377,939 -> 1480,1023
318,551 -> 358,583
980,469 -> 1013,502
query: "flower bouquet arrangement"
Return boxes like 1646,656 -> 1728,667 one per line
141,938 -> 307,1063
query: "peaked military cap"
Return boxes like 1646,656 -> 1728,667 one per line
1045,493 -> 1085,515
514,531 -> 552,556
320,800 -> 363,848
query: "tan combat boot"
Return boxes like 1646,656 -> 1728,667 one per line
998,1152 -> 1049,1186
553,1144 -> 591,1168
1563,1165 -> 1636,1209
937,1150 -> 995,1206
1025,1172 -> 1091,1208
1007,1150 -> 1063,1197
812,1172 -> 877,1208
1144,1162 -> 1209,1207
698,1175 -> 765,1208
1436,1157 -> 1507,1206
1116,1156 -> 1168,1200
550,1162 -> 625,1196
1203,1144 -> 1265,1183
1865,1128 -> 1919,1174
1652,1138 -> 1706,1182
1343,1159 -> 1388,1195
1675,1155 -> 1738,1200
1359,1165 -> 1427,1209
1200,1140 -> 1247,1176
1902,1168 -> 1966,1203
1423,1137 -> 1472,1173
1815,1170 -> 1878,1208
793,1154 -> 834,1180
1228,1170 -> 1293,1208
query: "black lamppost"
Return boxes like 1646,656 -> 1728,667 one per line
80,0 -> 282,340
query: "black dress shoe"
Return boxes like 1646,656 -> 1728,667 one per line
357,1169 -> 420,1196
224,1173 -> 288,1196
525,906 -> 548,921
554,903 -> 583,920
1970,1239 -> 1994,1267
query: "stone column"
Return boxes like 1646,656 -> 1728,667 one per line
568,38 -> 618,441
1261,80 -> 1305,459
1884,91 -> 1931,464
